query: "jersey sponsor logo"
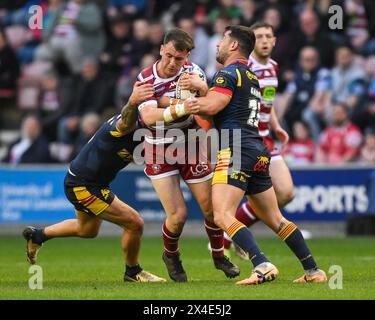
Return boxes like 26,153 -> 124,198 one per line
246,70 -> 258,81
101,189 -> 110,200
154,86 -> 166,93
220,69 -> 233,75
190,162 -> 209,176
253,156 -> 270,173
215,77 -> 226,84
230,170 -> 250,183
151,164 -> 161,174
262,86 -> 276,101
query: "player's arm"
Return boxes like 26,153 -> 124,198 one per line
270,106 -> 289,145
117,81 -> 154,134
196,71 -> 234,116
196,91 -> 231,116
140,97 -> 200,126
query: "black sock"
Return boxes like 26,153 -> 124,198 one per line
278,222 -> 317,271
125,264 -> 142,277
227,220 -> 269,268
32,229 -> 49,245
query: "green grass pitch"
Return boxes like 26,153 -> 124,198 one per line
0,236 -> 374,300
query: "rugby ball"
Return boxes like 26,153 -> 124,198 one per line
176,72 -> 196,99
176,71 -> 205,99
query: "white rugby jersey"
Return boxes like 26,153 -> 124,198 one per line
248,55 -> 278,137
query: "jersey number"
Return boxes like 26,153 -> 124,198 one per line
247,99 -> 260,127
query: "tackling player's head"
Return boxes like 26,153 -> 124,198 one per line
249,22 -> 276,60
216,25 -> 255,65
159,28 -> 194,78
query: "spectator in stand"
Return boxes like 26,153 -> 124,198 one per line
294,8 -> 335,68
70,112 -> 101,160
344,0 -> 369,52
178,17 -> 209,70
129,19 -> 152,67
238,0 -> 256,27
208,0 -> 242,25
279,46 -> 331,141
205,12 -> 231,80
352,99 -> 375,133
0,28 -> 20,99
262,6 -> 294,79
331,45 -> 366,118
107,0 -> 149,19
100,14 -> 132,80
148,20 -> 165,57
57,58 -> 110,144
358,126 -> 375,164
34,0 -> 105,74
4,114 -> 51,164
284,121 -> 316,165
316,103 -> 363,164
100,14 -> 132,107
37,71 -> 69,141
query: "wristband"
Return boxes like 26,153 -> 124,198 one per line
163,99 -> 186,123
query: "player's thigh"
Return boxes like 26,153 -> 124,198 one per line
212,184 -> 245,229
247,187 -> 284,232
269,157 -> 295,207
187,179 -> 212,216
75,210 -> 102,237
100,196 -> 143,229
151,175 -> 187,218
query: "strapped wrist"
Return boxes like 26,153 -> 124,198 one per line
163,98 -> 186,123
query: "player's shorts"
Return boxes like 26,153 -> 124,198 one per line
144,140 -> 213,183
262,135 -> 282,160
212,138 -> 273,195
64,171 -> 115,216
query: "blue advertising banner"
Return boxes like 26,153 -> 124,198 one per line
282,167 -> 373,221
0,165 -> 374,223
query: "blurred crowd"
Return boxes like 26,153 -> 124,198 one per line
0,0 -> 374,166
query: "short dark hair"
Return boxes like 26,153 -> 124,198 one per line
225,25 -> 255,57
249,22 -> 275,35
163,28 -> 195,52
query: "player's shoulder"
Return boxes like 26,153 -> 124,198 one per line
218,64 -> 238,77
137,62 -> 156,83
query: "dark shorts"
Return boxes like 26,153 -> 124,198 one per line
212,139 -> 273,195
64,173 -> 115,216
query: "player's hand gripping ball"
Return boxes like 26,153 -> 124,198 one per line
176,72 -> 205,99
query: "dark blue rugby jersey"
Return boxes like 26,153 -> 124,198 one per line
210,60 -> 262,142
69,115 -> 142,185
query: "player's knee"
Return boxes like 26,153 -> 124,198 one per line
169,210 -> 187,229
127,214 -> 144,233
77,227 -> 99,238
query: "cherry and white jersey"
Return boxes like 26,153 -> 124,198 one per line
248,55 -> 278,137
137,60 -> 206,145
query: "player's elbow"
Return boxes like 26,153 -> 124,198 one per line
140,111 -> 157,127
